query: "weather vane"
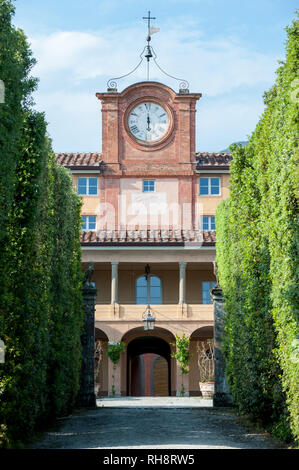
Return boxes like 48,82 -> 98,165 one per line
106,11 -> 189,92
143,10 -> 157,37
142,11 -> 159,79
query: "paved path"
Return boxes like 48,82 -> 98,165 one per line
31,398 -> 284,449
96,396 -> 213,408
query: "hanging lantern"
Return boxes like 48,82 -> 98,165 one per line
142,305 -> 155,331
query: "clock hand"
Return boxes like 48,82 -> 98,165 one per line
147,114 -> 151,131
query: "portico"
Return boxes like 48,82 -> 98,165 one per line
84,244 -> 215,397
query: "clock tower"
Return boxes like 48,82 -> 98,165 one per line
55,10 -> 233,399
96,82 -> 201,177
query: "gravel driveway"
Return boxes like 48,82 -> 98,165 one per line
31,400 -> 285,449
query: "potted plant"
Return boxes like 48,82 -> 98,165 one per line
198,339 -> 214,398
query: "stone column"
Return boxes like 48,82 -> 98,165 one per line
77,270 -> 97,408
211,284 -> 233,407
178,261 -> 187,304
111,261 -> 119,304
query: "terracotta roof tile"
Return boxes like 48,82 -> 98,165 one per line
80,229 -> 216,246
55,153 -> 103,167
196,152 -> 232,168
55,152 -> 231,170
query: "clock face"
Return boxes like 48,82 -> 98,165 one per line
127,102 -> 169,143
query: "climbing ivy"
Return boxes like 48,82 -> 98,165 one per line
105,342 -> 125,396
171,332 -> 191,396
106,342 -> 125,365
216,13 -> 299,444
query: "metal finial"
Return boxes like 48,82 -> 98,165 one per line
106,11 -> 189,92
142,11 -> 156,80
83,261 -> 95,286
142,10 -> 156,41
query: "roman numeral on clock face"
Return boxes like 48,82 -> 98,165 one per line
130,125 -> 139,134
128,102 -> 169,142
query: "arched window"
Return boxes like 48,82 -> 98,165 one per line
136,275 -> 162,305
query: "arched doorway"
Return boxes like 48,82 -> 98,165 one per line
189,326 -> 214,396
127,336 -> 171,396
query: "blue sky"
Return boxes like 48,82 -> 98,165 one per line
13,0 -> 297,152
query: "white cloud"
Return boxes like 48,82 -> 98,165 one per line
28,19 -> 280,152
37,91 -> 101,153
29,23 -> 279,93
30,32 -> 107,78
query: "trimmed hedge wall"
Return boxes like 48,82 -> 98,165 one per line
47,163 -> 83,418
0,1 -> 84,446
216,14 -> 299,443
0,0 -> 37,246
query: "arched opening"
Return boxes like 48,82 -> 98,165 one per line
94,328 -> 109,397
190,326 -> 214,341
189,326 -> 214,395
126,336 -> 171,396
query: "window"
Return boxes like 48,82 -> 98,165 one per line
199,177 -> 220,196
78,177 -> 98,195
82,215 -> 96,231
202,216 -> 215,231
202,281 -> 217,304
136,275 -> 162,304
143,180 -> 155,192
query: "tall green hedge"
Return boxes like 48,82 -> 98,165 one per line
216,14 -> 299,443
0,0 -> 37,245
47,164 -> 83,418
1,111 -> 54,440
0,1 -> 84,447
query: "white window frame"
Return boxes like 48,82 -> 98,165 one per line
202,216 -> 216,231
199,177 -> 221,196
143,179 -> 155,192
77,177 -> 98,196
136,274 -> 162,304
82,215 -> 97,231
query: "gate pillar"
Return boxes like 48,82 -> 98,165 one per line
77,263 -> 97,408
211,282 -> 233,407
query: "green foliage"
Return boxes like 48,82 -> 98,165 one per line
106,342 -> 125,396
106,342 -> 125,365
0,0 -> 37,244
0,110 -> 52,442
171,332 -> 191,375
171,333 -> 191,396
46,163 -> 84,418
216,13 -> 299,444
0,2 -> 83,447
